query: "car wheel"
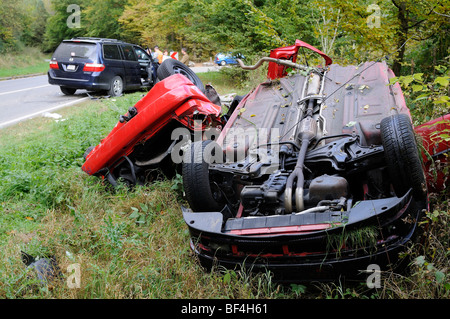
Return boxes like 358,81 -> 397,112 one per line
220,61 -> 226,66
182,140 -> 225,212
83,146 -> 95,160
157,59 -> 205,92
108,76 -> 123,97
380,113 -> 427,199
60,86 -> 76,95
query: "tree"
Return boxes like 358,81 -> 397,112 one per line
43,0 -> 85,52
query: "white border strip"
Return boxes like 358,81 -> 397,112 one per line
0,97 -> 89,129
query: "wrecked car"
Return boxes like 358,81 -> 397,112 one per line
82,39 -> 446,282
81,59 -> 223,185
181,40 -> 431,282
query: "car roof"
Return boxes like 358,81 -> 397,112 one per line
64,37 -> 131,45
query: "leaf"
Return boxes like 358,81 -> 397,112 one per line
435,270 -> 445,283
129,211 -> 140,219
388,77 -> 398,86
414,255 -> 426,266
434,65 -> 447,73
139,203 -> 149,213
400,75 -> 414,87
223,272 -> 231,284
413,73 -> 423,82
411,84 -> 423,92
434,76 -> 449,87
414,93 -> 430,101
433,95 -> 450,105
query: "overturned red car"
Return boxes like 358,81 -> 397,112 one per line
82,40 -> 448,282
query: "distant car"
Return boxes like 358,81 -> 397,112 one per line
48,37 -> 158,96
214,52 -> 244,66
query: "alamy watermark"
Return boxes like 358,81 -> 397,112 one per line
366,4 -> 381,29
67,4 -> 81,29
366,264 -> 381,288
67,263 -> 81,289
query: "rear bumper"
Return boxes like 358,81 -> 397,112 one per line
183,191 -> 425,282
47,71 -> 110,91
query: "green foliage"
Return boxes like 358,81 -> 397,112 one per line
0,0 -> 49,53
388,63 -> 450,124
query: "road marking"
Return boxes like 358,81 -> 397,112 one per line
0,97 -> 89,129
0,84 -> 51,96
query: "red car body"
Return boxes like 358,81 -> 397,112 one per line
82,74 -> 222,182
415,113 -> 450,193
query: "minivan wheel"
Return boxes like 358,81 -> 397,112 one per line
108,76 -> 123,96
60,86 -> 76,95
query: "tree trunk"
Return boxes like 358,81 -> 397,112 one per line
392,1 -> 408,76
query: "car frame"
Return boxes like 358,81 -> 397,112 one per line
48,37 -> 158,96
181,39 -> 430,282
81,39 -> 446,282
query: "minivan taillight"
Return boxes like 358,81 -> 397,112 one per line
83,63 -> 105,72
49,60 -> 59,69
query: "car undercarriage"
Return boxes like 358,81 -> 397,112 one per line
82,40 -> 441,282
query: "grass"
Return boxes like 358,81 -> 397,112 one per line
0,47 -> 50,78
0,72 -> 448,300
0,92 -> 291,299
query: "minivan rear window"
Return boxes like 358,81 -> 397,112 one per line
53,42 -> 97,60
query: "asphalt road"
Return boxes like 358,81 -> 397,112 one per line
0,74 -> 89,129
0,65 -> 219,129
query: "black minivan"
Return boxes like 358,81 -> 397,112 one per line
48,37 -> 158,96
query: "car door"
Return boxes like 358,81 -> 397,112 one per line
133,46 -> 154,85
120,44 -> 141,89
102,44 -> 124,79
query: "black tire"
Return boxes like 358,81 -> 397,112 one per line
108,76 -> 123,97
157,59 -> 205,92
380,113 -> 427,199
182,140 -> 224,212
60,86 -> 76,95
83,146 -> 95,160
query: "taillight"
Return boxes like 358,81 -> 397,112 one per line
83,63 -> 105,72
49,60 -> 59,69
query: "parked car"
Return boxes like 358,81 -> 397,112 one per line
82,39 -> 447,282
214,52 -> 244,66
48,37 -> 158,96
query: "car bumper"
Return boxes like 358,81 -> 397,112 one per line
183,191 -> 425,282
47,71 -> 110,91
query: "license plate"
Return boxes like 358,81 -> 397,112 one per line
67,64 -> 76,71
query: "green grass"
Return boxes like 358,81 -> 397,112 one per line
0,92 -> 292,299
0,72 -> 448,299
0,47 -> 50,78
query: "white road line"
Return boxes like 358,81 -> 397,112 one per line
0,84 -> 51,96
0,97 -> 90,129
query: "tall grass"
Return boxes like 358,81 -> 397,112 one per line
0,91 -> 289,299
